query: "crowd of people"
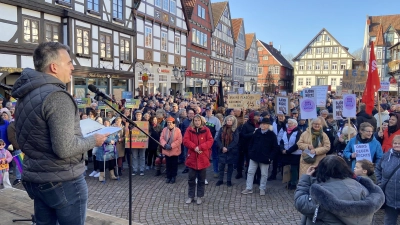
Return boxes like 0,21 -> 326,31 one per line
3,87 -> 400,223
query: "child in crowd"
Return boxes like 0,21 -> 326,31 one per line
354,159 -> 377,184
0,139 -> 12,187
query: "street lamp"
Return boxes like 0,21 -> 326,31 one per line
173,66 -> 184,95
250,78 -> 256,92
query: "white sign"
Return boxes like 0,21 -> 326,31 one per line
303,88 -> 316,102
311,86 -> 329,107
354,144 -> 372,162
280,91 -> 287,96
379,81 -> 390,91
238,87 -> 244,94
336,86 -> 342,96
299,98 -> 317,120
342,94 -> 357,118
275,97 -> 289,115
332,99 -> 343,120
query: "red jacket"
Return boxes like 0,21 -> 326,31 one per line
382,128 -> 400,153
183,126 -> 214,170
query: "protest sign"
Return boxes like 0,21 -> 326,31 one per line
184,92 -> 193,99
311,86 -> 329,107
303,88 -> 316,102
275,96 -> 289,115
113,88 -> 123,101
76,98 -> 91,109
125,99 -> 141,109
336,86 -> 342,96
299,98 -> 317,119
342,69 -> 368,92
379,81 -> 390,91
280,91 -> 287,96
227,94 -> 261,109
125,121 -> 149,148
332,99 -> 343,120
97,100 -> 111,110
122,91 -> 133,99
342,94 -> 357,117
355,144 -> 372,162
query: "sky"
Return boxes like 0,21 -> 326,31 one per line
218,0 -> 400,58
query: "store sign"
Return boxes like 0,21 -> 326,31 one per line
157,68 -> 170,73
185,70 -> 193,76
88,73 -> 120,79
0,67 -> 23,73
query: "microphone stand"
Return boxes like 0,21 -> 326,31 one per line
94,94 -> 163,225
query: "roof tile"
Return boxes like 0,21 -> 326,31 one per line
259,40 -> 293,69
211,1 -> 228,27
231,18 -> 243,42
375,24 -> 385,46
182,0 -> 197,20
369,15 -> 400,36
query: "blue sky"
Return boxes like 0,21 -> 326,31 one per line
219,0 -> 399,58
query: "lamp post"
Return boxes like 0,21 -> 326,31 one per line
173,66 -> 184,95
250,78 -> 256,92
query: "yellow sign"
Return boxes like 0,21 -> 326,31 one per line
227,94 -> 261,109
76,98 -> 92,109
125,121 -> 149,148
184,92 -> 193,99
0,158 -> 9,170
125,99 -> 141,109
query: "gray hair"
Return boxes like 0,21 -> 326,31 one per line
320,109 -> 328,115
33,42 -> 70,72
359,103 -> 366,112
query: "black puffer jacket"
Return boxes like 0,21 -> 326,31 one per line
240,119 -> 257,151
248,129 -> 279,164
356,110 -> 377,132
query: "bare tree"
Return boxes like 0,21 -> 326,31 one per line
282,53 -> 294,66
352,48 -> 363,61
264,71 -> 274,93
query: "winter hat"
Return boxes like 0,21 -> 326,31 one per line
380,103 -> 389,111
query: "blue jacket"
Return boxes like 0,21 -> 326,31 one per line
343,134 -> 383,170
376,149 -> 400,208
0,119 -> 10,148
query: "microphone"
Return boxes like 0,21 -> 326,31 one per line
88,84 -> 116,103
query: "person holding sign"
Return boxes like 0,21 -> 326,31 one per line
343,122 -> 383,171
376,135 -> 400,224
297,118 -> 331,176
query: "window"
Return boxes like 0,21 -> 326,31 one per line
45,23 -> 59,42
198,5 -> 205,19
306,78 -> 311,86
145,27 -> 152,48
175,36 -> 180,54
76,28 -> 90,55
387,33 -> 394,42
298,78 -> 303,86
331,62 -> 337,70
315,62 -> 320,70
333,47 -> 339,53
316,48 -> 321,54
163,0 -> 169,11
87,0 -> 99,12
161,32 -> 167,51
113,0 -> 123,20
307,62 -> 312,70
307,48 -> 312,54
223,9 -> 229,19
340,78 -> 343,85
377,50 -> 382,59
258,47 -> 263,51
192,28 -> 197,43
258,67 -> 263,74
340,62 -> 346,70
323,61 -> 329,70
316,35 -> 322,42
155,0 -> 161,7
331,78 -> 337,86
100,34 -> 112,59
120,38 -> 130,61
274,66 -> 280,74
203,34 -> 207,47
324,47 -> 330,53
191,57 -> 206,72
299,62 -> 304,70
325,35 -> 331,41
170,0 -> 176,14
23,18 -> 39,43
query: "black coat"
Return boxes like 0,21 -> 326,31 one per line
280,128 -> 302,165
216,127 -> 239,164
248,129 -> 279,164
148,124 -> 161,150
240,120 -> 257,151
356,110 -> 377,132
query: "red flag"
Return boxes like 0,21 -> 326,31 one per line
362,41 -> 381,115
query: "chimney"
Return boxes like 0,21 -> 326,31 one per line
269,42 -> 273,47
367,18 -> 371,25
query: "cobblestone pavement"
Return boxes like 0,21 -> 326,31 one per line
9,163 -> 397,224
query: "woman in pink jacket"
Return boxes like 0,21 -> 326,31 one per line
160,117 -> 183,184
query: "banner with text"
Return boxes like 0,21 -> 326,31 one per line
355,144 -> 372,162
275,96 -> 289,115
336,86 -> 342,96
311,86 -> 329,107
227,94 -> 261,109
125,121 -> 149,148
332,99 -> 343,120
125,99 -> 141,109
379,81 -> 390,91
342,94 -> 357,117
342,69 -> 368,92
184,92 -> 193,99
76,98 -> 91,109
299,97 -> 317,119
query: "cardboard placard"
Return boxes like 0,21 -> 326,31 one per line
227,94 -> 261,109
332,99 -> 343,120
125,121 -> 149,148
125,99 -> 141,109
342,94 -> 357,118
275,96 -> 289,115
342,69 -> 368,92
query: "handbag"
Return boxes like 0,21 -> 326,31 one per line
380,163 -> 400,209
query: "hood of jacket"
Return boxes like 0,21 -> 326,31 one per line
310,177 -> 384,219
356,110 -> 373,119
11,68 -> 66,99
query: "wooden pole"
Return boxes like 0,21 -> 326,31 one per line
378,91 -> 382,131
348,117 -> 351,141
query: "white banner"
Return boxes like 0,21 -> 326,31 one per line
355,144 -> 372,162
311,86 -> 329,107
336,86 -> 342,96
342,94 -> 357,117
332,99 -> 343,120
299,98 -> 317,119
379,81 -> 390,91
275,96 -> 289,115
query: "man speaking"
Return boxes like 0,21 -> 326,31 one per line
11,42 -> 108,225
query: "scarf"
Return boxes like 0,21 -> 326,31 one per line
164,127 -> 175,145
222,125 -> 233,147
287,126 -> 296,134
311,129 -> 323,149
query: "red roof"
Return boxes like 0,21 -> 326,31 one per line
375,24 -> 385,46
369,15 -> 400,36
231,18 -> 243,42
